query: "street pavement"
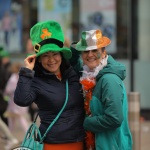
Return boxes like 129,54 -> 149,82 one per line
0,116 -> 150,150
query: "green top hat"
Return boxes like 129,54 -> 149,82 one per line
30,20 -> 72,59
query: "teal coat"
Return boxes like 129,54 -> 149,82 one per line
83,56 -> 132,150
70,53 -> 132,150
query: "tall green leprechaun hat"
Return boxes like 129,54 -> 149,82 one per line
30,20 -> 72,59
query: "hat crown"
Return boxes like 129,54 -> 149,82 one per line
30,20 -> 64,45
81,30 -> 104,47
73,29 -> 111,51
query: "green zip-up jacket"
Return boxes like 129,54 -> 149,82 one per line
70,53 -> 133,150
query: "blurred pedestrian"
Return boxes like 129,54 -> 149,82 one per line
14,20 -> 85,150
0,47 -> 11,125
0,117 -> 19,150
1,11 -> 12,48
70,29 -> 133,150
64,37 -> 71,48
26,38 -> 34,55
4,62 -> 29,133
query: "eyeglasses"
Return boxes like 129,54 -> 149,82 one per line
82,49 -> 98,54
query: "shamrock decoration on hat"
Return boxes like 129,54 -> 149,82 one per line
30,20 -> 72,59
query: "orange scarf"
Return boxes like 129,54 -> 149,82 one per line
80,78 -> 96,150
56,72 -> 62,80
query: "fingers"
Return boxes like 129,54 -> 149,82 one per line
25,54 -> 36,62
24,54 -> 36,70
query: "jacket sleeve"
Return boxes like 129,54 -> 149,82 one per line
14,67 -> 37,107
84,74 -> 124,133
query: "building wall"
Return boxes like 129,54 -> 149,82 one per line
138,0 -> 150,61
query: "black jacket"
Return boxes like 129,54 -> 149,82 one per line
14,65 -> 85,144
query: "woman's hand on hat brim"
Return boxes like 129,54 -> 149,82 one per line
24,54 -> 36,70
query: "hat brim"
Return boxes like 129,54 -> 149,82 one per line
36,46 -> 72,59
72,36 -> 111,51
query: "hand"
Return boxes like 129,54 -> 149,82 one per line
24,54 -> 36,70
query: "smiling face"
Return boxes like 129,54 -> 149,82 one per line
39,51 -> 62,75
81,48 -> 105,70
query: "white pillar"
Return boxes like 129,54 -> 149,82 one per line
128,92 -> 141,150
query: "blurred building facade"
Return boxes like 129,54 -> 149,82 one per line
0,0 -> 150,117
